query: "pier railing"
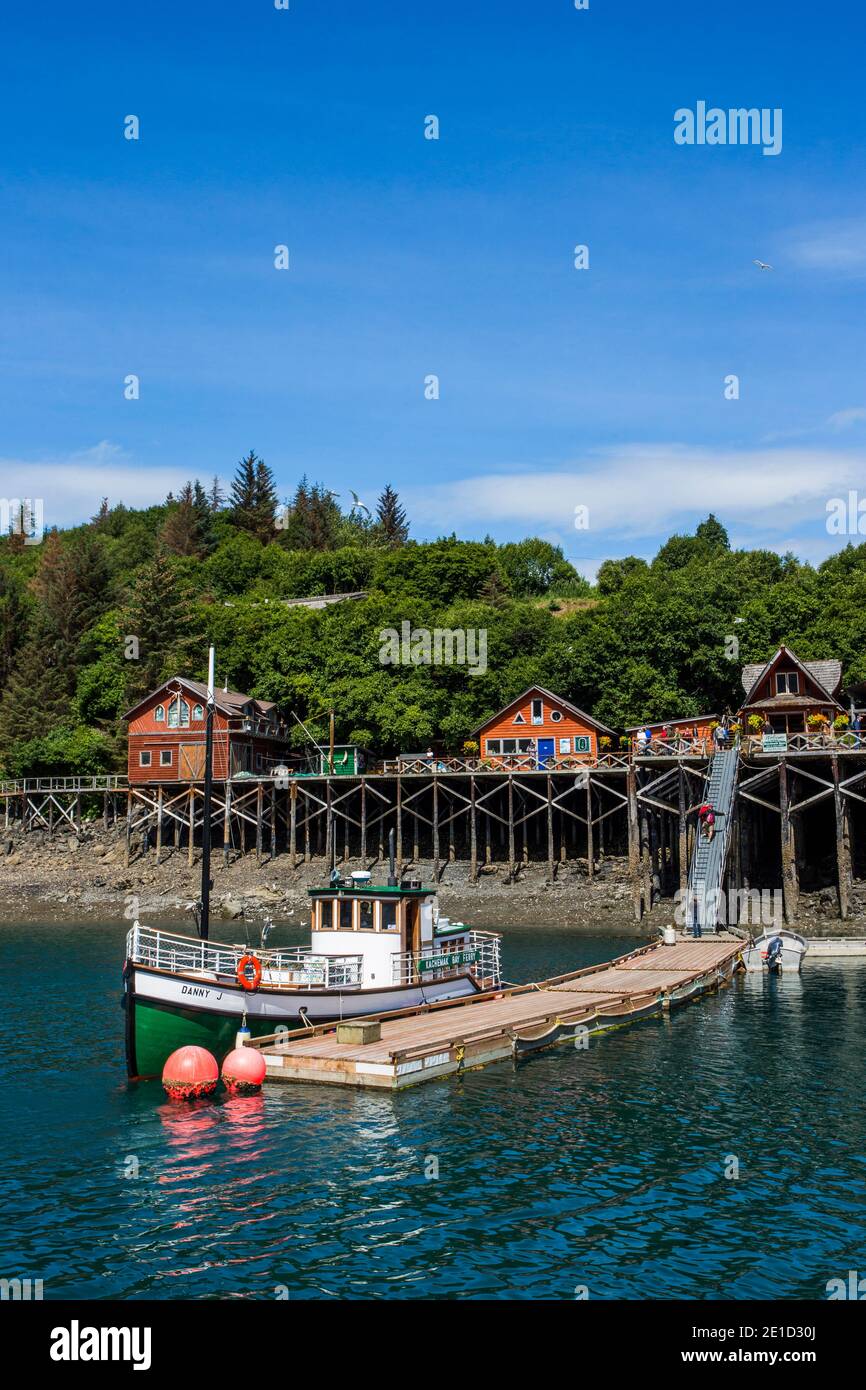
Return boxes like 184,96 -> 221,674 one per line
0,774 -> 127,794
126,923 -> 363,989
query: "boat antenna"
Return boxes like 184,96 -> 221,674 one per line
199,645 -> 216,941
387,827 -> 398,887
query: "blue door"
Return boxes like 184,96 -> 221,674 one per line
537,738 -> 555,766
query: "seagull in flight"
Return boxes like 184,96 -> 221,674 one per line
349,490 -> 371,518
753,259 -> 773,271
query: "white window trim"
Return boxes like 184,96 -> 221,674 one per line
160,749 -> 173,766
531,699 -> 543,725
139,751 -> 152,767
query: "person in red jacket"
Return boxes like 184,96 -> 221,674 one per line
698,802 -> 715,841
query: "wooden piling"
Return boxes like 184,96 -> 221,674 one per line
470,775 -> 478,883
627,764 -> 641,920
546,773 -> 555,883
778,759 -> 799,924
832,753 -> 852,919
156,785 -> 163,864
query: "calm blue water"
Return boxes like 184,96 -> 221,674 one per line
2,919 -> 865,1300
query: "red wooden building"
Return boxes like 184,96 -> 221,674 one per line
125,678 -> 295,784
739,646 -> 844,734
473,686 -> 616,767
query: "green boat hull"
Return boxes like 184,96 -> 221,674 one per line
127,995 -> 291,1080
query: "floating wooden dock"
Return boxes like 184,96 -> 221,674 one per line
250,938 -> 743,1090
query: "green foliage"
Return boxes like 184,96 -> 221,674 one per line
1,500 -> 864,772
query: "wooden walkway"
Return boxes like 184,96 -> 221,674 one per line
252,937 -> 742,1091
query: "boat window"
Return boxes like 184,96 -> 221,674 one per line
381,901 -> 399,931
358,899 -> 373,930
339,898 -> 354,930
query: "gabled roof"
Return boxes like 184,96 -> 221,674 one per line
124,677 -> 276,722
741,646 -> 842,705
472,685 -> 617,737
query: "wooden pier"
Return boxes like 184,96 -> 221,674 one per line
3,743 -> 866,927
250,937 -> 742,1090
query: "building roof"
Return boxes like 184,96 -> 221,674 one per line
741,645 -> 843,705
625,714 -> 718,732
472,685 -> 617,738
124,677 -> 278,722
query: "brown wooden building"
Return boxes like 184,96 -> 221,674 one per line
125,678 -> 295,784
473,685 -> 616,767
739,646 -> 844,734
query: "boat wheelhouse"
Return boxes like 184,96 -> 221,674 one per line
123,872 -> 501,1079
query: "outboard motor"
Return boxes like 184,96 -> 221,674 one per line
763,935 -> 784,973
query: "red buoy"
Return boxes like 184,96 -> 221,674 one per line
221,1046 -> 267,1095
162,1045 -> 219,1100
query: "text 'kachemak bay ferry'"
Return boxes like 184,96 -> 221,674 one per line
122,652 -> 501,1079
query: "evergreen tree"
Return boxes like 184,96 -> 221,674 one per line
0,629 -> 70,749
160,481 -> 215,556
279,477 -> 342,550
208,475 -> 225,511
230,451 -> 278,542
121,548 -> 203,704
376,484 -> 409,547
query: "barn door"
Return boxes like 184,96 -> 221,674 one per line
179,744 -> 206,779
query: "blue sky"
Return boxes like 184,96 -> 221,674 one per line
2,0 -> 866,575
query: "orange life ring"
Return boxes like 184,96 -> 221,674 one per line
237,954 -> 263,991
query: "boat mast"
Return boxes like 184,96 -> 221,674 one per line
199,645 -> 215,941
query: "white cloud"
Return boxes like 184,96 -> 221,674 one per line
0,442 -> 217,529
827,407 -> 866,432
405,443 -> 865,542
787,218 -> 866,276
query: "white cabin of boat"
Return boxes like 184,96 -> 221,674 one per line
308,871 -> 487,988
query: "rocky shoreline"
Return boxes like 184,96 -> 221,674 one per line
2,822 -> 865,936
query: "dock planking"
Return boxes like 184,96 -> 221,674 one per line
251,937 -> 744,1090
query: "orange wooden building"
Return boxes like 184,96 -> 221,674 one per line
124,678 -> 295,784
472,686 -> 616,767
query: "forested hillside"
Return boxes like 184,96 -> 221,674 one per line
2,452 -> 866,777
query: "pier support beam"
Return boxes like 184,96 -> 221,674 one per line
778,760 -> 800,924
833,753 -> 852,920
627,765 -> 641,920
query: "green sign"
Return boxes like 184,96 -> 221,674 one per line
419,948 -> 479,973
762,733 -> 788,752
573,735 -> 591,753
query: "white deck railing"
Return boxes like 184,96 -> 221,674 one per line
126,922 -> 363,989
390,930 -> 501,986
